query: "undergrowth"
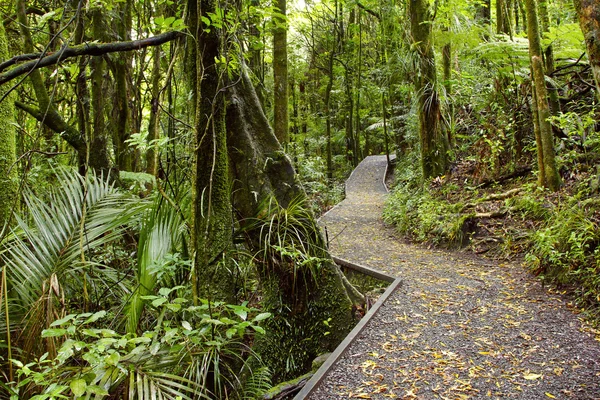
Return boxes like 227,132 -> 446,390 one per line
385,151 -> 600,325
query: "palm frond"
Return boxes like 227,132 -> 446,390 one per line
0,170 -> 145,357
126,196 -> 186,334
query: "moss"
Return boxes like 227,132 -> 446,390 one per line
342,267 -> 388,294
254,260 -> 354,383
0,22 -> 17,226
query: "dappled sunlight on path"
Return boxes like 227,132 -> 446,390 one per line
311,156 -> 600,400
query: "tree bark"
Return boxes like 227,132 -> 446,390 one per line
573,0 -> 600,100
273,0 -> 289,144
539,0 -> 561,114
112,0 -> 134,171
409,0 -> 448,179
226,68 -> 359,382
190,0 -> 236,304
0,21 -> 17,228
497,0 -> 511,35
146,44 -> 162,176
525,0 -> 560,191
89,9 -> 112,176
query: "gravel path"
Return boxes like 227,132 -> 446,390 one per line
311,155 -> 600,400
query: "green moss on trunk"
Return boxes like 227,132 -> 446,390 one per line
0,22 -> 17,226
190,0 -> 235,303
409,0 -> 448,179
254,259 -> 354,382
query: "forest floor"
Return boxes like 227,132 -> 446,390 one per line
310,155 -> 600,400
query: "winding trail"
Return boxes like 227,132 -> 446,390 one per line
310,156 -> 600,399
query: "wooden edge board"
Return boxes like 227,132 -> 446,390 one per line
333,256 -> 396,283
292,277 -> 403,400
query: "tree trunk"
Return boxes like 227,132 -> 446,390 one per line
355,9 -> 363,159
73,2 -> 91,175
525,0 -> 560,190
226,68 -> 359,382
539,0 -> 561,114
0,21 -> 17,228
273,0 -> 289,144
497,0 -> 511,35
146,44 -> 162,176
409,0 -> 448,179
89,9 -> 113,177
573,0 -> 600,99
190,0 -> 236,303
325,54 -> 334,181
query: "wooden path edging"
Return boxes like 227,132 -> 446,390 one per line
295,155 -> 399,398
333,256 -> 396,283
293,274 -> 402,399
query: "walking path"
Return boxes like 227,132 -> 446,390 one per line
308,155 -> 600,399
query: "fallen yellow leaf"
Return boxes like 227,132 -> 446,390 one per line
545,393 -> 556,398
523,373 -> 542,380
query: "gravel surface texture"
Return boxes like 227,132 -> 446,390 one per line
310,155 -> 600,400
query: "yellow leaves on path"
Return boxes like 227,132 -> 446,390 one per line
522,372 -> 543,380
311,156 -> 600,399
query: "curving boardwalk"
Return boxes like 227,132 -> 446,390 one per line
311,156 -> 600,399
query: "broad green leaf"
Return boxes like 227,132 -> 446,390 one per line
41,328 -> 67,338
70,379 -> 87,397
50,314 -> 76,327
83,311 -> 106,325
253,312 -> 272,322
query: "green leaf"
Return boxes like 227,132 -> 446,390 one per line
252,326 -> 265,334
41,328 -> 67,338
166,303 -> 181,312
70,379 -> 87,397
226,328 -> 237,338
83,310 -> 106,325
50,314 -> 76,327
152,297 -> 168,307
253,312 -> 272,322
104,352 -> 120,366
181,321 -> 192,331
85,385 -> 108,396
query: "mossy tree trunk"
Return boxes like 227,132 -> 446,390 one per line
89,9 -> 113,177
539,0 -> 561,114
190,0 -> 236,304
273,0 -> 289,144
409,0 -> 448,179
525,0 -> 560,191
0,21 -> 17,228
497,0 -> 511,35
226,68 -> 361,382
112,0 -> 134,171
146,44 -> 162,176
573,0 -> 600,100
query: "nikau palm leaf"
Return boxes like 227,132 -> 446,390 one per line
126,196 -> 186,334
1,170 -> 144,356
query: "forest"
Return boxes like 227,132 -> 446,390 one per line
0,0 -> 599,398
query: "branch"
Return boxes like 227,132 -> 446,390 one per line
0,31 -> 183,86
15,101 -> 84,150
356,2 -> 381,20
